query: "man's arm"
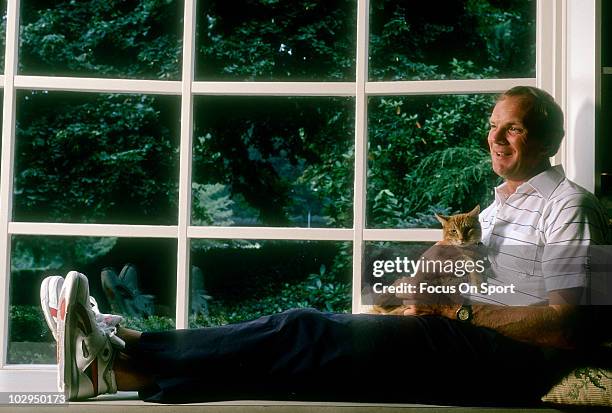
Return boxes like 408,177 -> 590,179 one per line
403,288 -> 582,349
447,191 -> 607,349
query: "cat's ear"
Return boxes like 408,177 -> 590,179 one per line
468,205 -> 480,216
435,213 -> 449,225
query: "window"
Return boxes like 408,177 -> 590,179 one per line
1,0 -> 565,374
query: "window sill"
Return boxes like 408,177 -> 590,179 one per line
0,370 -> 576,412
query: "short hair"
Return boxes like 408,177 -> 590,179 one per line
498,86 -> 565,157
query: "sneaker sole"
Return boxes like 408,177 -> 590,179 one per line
60,271 -> 91,400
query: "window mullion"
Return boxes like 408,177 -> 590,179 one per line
8,222 -> 178,238
0,0 -> 21,368
14,75 -> 182,95
367,78 -> 537,96
191,81 -> 354,96
352,0 -> 369,314
175,0 -> 197,330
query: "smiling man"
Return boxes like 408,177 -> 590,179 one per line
488,88 -> 563,189
45,87 -> 610,405
406,86 -> 609,343
481,86 -> 608,306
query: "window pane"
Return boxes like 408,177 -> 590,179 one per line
195,0 -> 356,81
369,0 -> 536,80
19,1 -> 182,79
362,241 -> 435,307
189,239 -> 352,328
192,97 -> 354,228
8,235 -> 177,364
367,94 -> 500,229
13,91 -> 180,225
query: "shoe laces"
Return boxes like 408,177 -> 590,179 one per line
94,313 -> 125,349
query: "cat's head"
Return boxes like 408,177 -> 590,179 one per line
435,205 -> 481,246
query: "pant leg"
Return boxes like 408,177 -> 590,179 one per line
127,308 -> 562,404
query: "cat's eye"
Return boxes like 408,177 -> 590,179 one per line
450,229 -> 457,234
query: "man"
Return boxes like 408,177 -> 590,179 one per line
44,86 -> 609,404
404,86 -> 609,348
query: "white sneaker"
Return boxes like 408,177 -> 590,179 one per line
40,275 -> 124,347
57,271 -> 118,400
40,276 -> 65,341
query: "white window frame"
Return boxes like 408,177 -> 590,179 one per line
0,0 -> 595,386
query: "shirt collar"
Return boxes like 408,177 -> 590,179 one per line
524,164 -> 565,199
493,165 -> 565,204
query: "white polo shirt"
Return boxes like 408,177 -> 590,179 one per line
476,165 -> 609,305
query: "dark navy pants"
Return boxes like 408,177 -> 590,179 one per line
128,309 -> 566,405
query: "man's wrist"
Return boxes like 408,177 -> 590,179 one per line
456,304 -> 473,323
437,305 -> 461,319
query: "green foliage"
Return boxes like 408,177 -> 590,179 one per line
191,264 -> 351,327
21,0 -> 181,79
122,315 -> 176,332
15,93 -> 177,224
404,147 -> 498,214
191,96 -> 354,226
9,305 -> 53,343
300,145 -> 354,228
369,0 -> 535,80
198,0 -> 355,80
192,183 -> 235,227
11,237 -> 117,273
359,91 -> 500,228
8,305 -> 175,346
466,0 -> 536,77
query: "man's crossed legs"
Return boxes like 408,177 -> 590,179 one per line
41,271 -> 563,405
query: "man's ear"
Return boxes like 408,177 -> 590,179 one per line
435,213 -> 449,225
468,205 -> 480,216
543,143 -> 558,158
536,137 -> 556,158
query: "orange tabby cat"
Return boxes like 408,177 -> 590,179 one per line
370,205 -> 483,315
434,205 -> 481,246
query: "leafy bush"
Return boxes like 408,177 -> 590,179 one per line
21,0 -> 181,79
11,237 -> 117,274
362,91 -> 500,228
15,93 -> 177,224
191,264 -> 351,327
9,306 -> 53,343
122,315 -> 176,332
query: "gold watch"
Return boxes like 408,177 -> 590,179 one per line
456,304 -> 473,323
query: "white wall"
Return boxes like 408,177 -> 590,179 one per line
565,0 -> 598,192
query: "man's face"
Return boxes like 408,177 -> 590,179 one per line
487,96 -> 548,182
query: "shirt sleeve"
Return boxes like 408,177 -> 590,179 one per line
542,192 -> 609,292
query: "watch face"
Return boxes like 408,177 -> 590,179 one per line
458,307 -> 470,321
